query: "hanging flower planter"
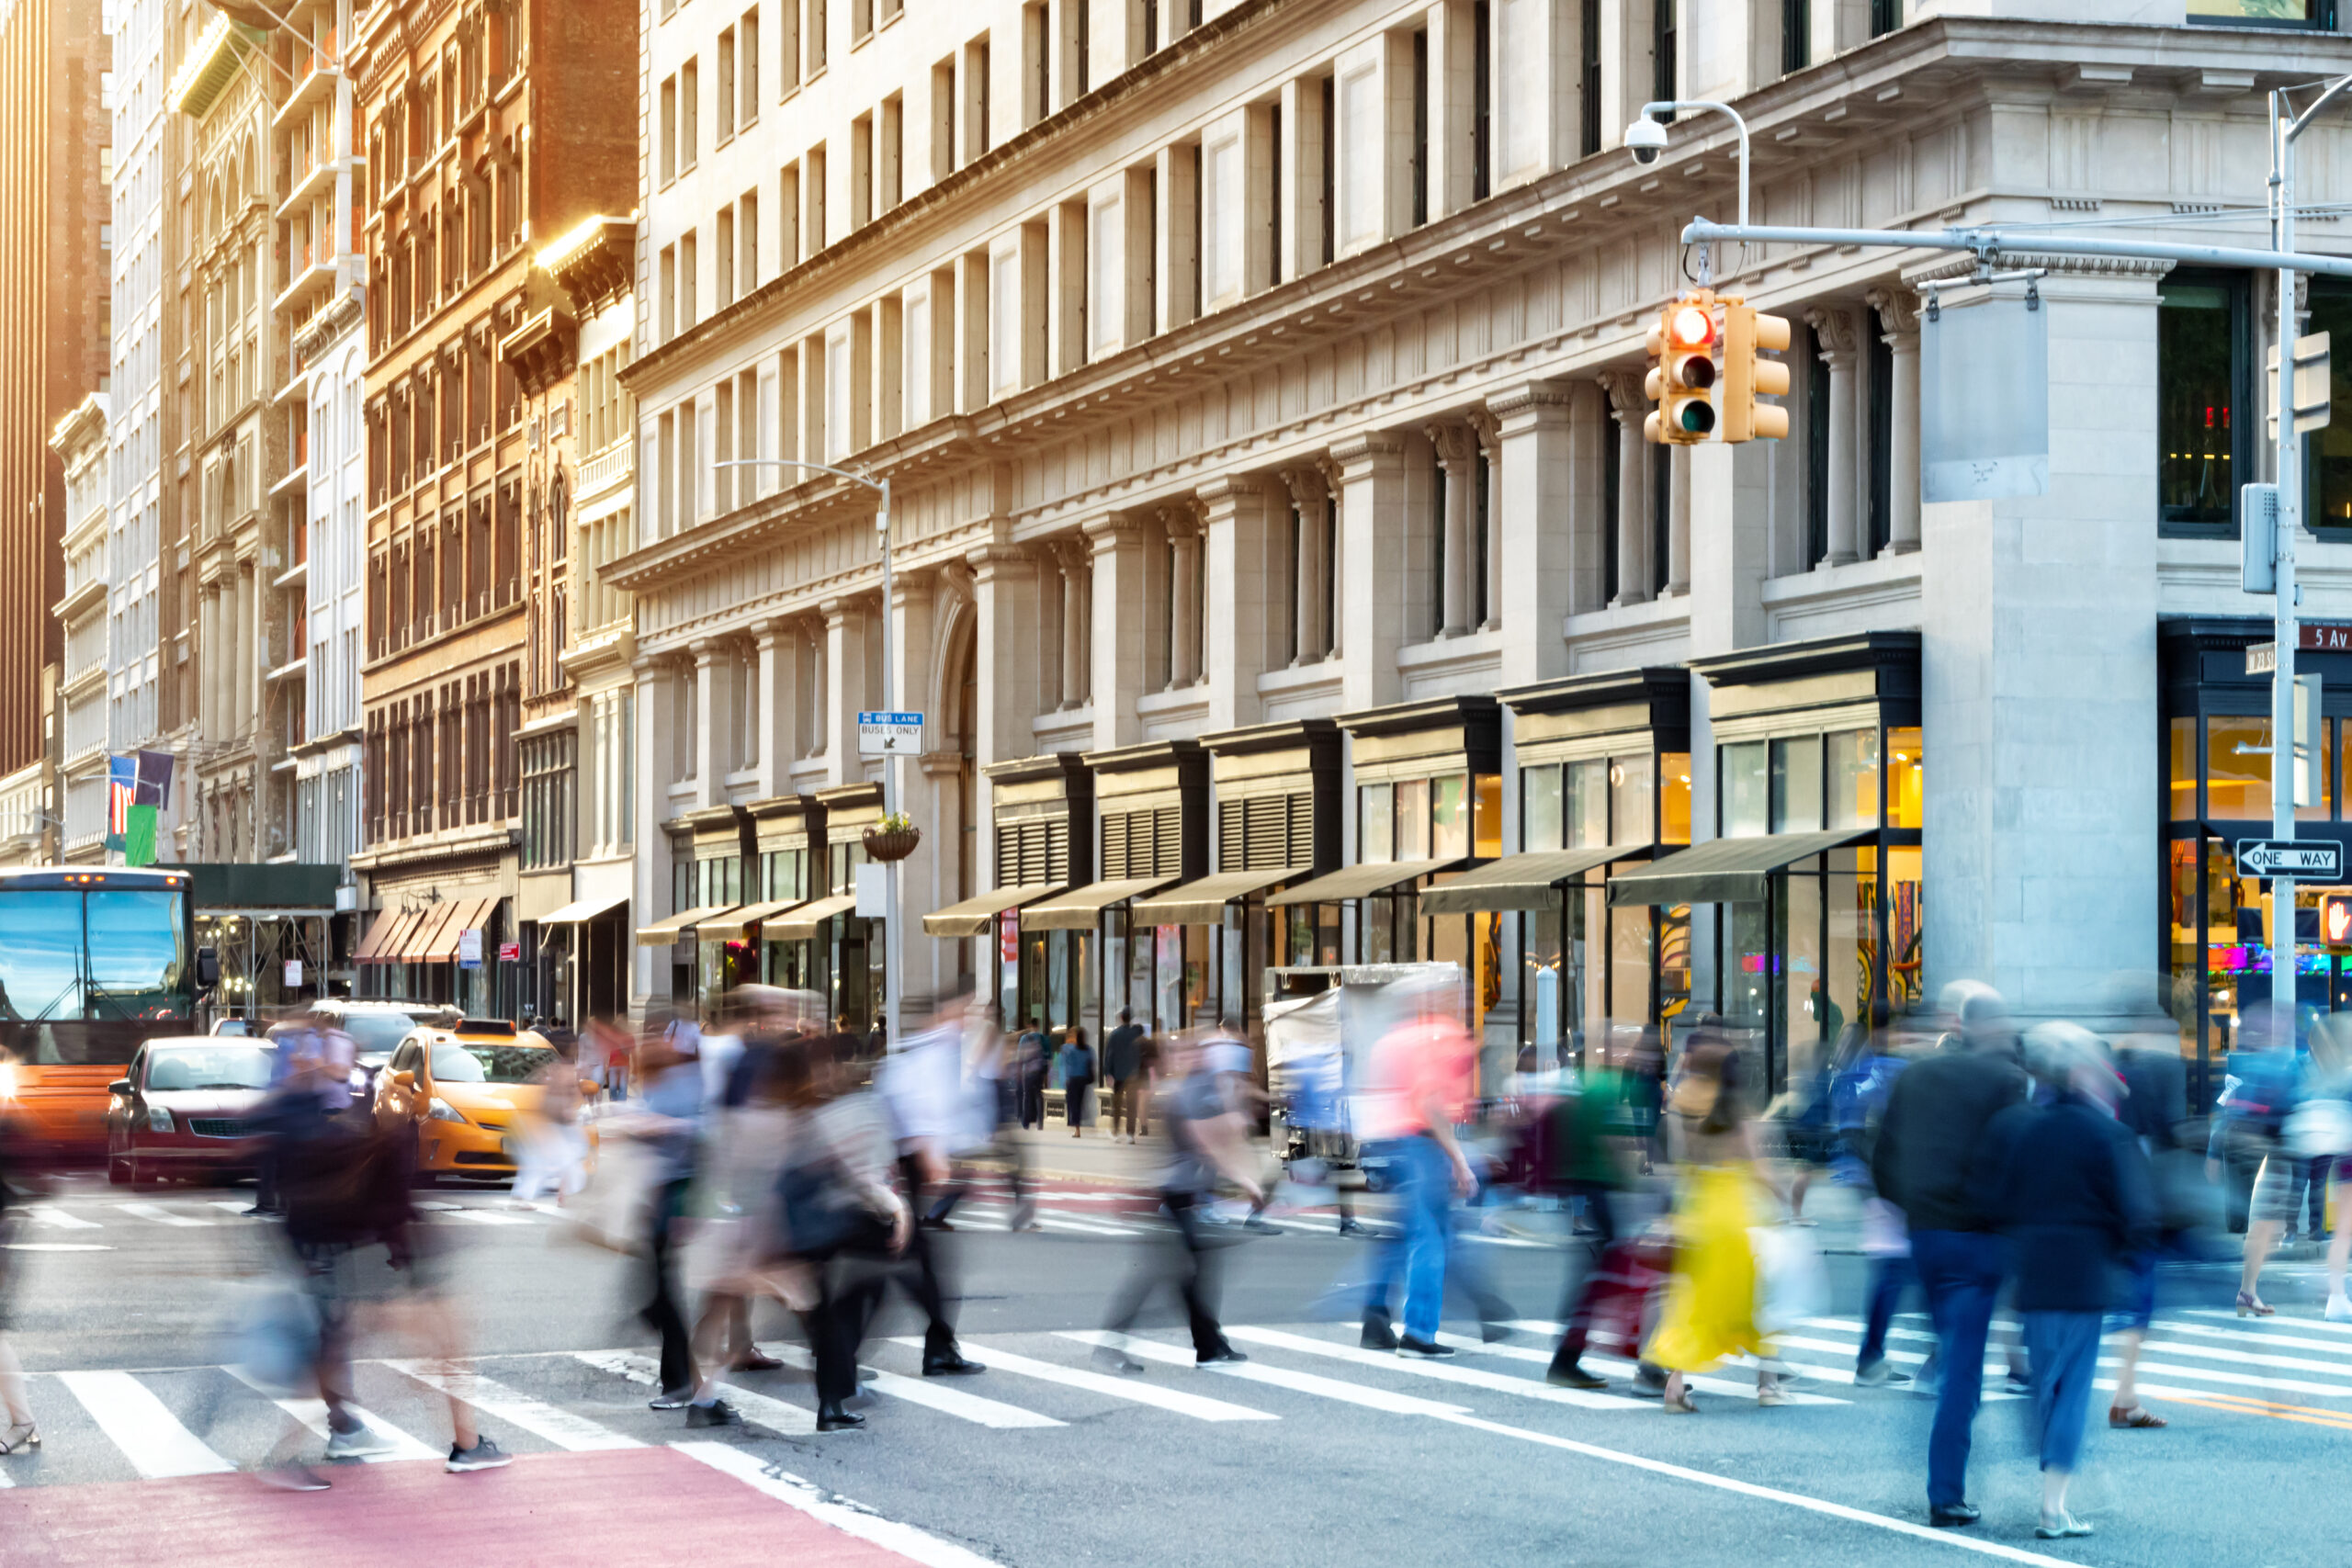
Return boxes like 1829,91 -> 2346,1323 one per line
863,815 -> 922,863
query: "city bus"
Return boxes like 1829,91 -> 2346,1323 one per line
0,867 -> 201,1163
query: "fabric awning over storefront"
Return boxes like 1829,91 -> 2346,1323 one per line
537,894 -> 628,926
770,891 -> 860,941
1266,859 -> 1463,908
410,897 -> 494,963
705,897 -> 806,941
922,884 -> 1065,938
1020,876 -> 1177,931
1136,867 -> 1310,924
635,903 -> 741,947
1606,829 -> 1877,907
351,907 -> 418,964
1419,845 -> 1653,915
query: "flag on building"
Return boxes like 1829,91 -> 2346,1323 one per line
104,755 -> 137,853
123,750 -> 172,868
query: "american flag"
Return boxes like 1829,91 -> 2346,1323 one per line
106,754 -> 137,843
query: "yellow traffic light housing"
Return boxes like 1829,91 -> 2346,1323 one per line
1722,301 -> 1793,443
1644,291 -> 1720,445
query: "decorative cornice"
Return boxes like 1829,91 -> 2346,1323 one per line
1806,305 -> 1863,362
1866,288 -> 1920,337
1424,421 -> 1479,472
1598,368 -> 1645,421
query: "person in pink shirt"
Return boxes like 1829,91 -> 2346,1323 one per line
1358,1015 -> 1481,1357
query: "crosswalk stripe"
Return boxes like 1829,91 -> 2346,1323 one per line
1437,1333 -> 1849,1405
2124,1356 -> 2352,1403
54,1370 -> 236,1477
1058,1331 -> 1471,1417
388,1360 -> 641,1450
1223,1326 -> 1640,1410
1032,1213 -> 1137,1236
113,1202 -> 206,1228
222,1366 -> 442,1462
2161,1319 -> 2352,1359
2135,1335 -> 2352,1380
773,1345 -> 1063,1427
673,1442 -> 1003,1568
444,1208 -> 533,1226
572,1348 -> 816,1436
25,1206 -> 100,1229
921,1338 -> 1276,1422
4,1242 -> 110,1252
2188,1308 -> 2352,1338
206,1201 -> 257,1217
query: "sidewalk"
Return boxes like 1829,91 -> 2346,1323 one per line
1005,1126 -> 1165,1186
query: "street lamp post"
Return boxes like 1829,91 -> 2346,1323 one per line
711,458 -> 900,1053
2265,77 -> 2352,1050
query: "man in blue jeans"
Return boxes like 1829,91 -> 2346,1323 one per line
1871,982 -> 2027,1529
1358,1015 -> 1479,1357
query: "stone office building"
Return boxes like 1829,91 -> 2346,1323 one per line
616,0 -> 2352,1100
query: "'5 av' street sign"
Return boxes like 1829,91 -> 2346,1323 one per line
2235,838 -> 2346,880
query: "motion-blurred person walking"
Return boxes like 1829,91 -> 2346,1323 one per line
1645,1037 -> 1792,1411
1095,1033 -> 1261,1371
0,1092 -> 35,1456
1105,1008 -> 1147,1142
634,1020 -> 708,1410
1977,1023 -> 2158,1540
1544,1035 -> 1639,1389
1357,1008 -> 1480,1358
876,994 -> 985,1376
1827,1006 -> 1916,1387
2208,1017 -> 2303,1316
1872,981 -> 2027,1529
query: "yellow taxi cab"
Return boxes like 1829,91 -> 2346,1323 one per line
372,1024 -> 565,1181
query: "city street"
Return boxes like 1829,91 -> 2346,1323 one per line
3,1146 -> 2343,1568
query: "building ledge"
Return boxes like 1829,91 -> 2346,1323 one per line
1562,595 -> 1692,676
350,822 -> 515,873
1760,552 -> 1925,643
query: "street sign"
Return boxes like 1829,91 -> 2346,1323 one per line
2248,640 -> 2278,674
856,710 -> 923,756
498,941 -> 521,962
2234,839 -> 2345,880
458,927 -> 483,968
283,959 -> 302,987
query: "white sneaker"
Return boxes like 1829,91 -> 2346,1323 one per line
2326,1292 -> 2352,1323
324,1424 -> 394,1461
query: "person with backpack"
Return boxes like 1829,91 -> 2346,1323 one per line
2208,1020 -> 2306,1316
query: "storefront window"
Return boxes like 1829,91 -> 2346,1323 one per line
2158,271 -> 2244,532
1660,753 -> 1691,844
1609,755 -> 1653,845
1430,774 -> 1469,860
1473,773 -> 1502,858
1361,781 -> 1395,863
2169,717 -> 2197,821
1888,727 -> 1924,829
1722,741 -> 1768,837
2207,715 -> 2270,818
1770,737 -> 1823,832
1827,728 -> 1880,830
1396,779 -> 1431,859
1524,765 -> 1564,852
1883,845 -> 1925,1013
1569,759 -> 1608,846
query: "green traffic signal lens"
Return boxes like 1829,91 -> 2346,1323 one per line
1679,402 -> 1714,434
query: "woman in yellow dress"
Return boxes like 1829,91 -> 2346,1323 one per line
1647,1034 -> 1791,1413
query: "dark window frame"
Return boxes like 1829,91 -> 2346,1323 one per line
2158,267 -> 2258,541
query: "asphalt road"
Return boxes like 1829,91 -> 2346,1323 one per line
4,1170 -> 2347,1568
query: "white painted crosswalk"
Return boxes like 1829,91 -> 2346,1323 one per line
8,1304 -> 2352,1496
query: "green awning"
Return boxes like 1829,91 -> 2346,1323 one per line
922,883 -> 1064,938
1019,877 -> 1176,931
1266,859 -> 1463,908
1606,829 -> 1877,907
1418,844 -> 1652,915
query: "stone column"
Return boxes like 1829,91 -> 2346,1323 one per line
1807,306 -> 1862,567
1057,541 -> 1087,709
235,567 -> 255,735
821,597 -> 870,786
692,639 -> 723,807
1492,383 -> 1575,687
1087,515 -> 1150,751
1281,467 -> 1330,665
969,542 -> 1043,903
755,617 -> 798,797
1667,444 -> 1693,596
1330,432 -> 1408,713
1197,477 -> 1275,732
1869,287 -> 1923,555
888,568 -> 946,1003
630,655 -> 668,1004
807,621 -> 828,760
1425,421 -> 1476,637
1600,370 -> 1650,606
1163,505 -> 1204,687
1470,406 -> 1503,630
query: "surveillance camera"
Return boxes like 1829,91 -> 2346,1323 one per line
1624,118 -> 1668,165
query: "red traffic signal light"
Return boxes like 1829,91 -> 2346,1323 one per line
1644,291 -> 1720,444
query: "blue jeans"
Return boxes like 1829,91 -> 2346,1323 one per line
2023,1311 -> 2102,1475
1908,1228 -> 2007,1509
1858,1253 -> 1916,1370
1363,1135 -> 1452,1342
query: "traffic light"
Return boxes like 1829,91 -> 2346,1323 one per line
1722,300 -> 1793,443
2325,894 -> 2352,948
1645,290 -> 1719,445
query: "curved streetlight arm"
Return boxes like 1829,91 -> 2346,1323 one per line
1637,99 -> 1750,233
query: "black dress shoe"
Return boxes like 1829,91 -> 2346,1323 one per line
816,1403 -> 867,1432
922,1349 -> 986,1376
730,1350 -> 784,1372
1196,1343 -> 1249,1365
1928,1503 -> 1981,1529
1361,1317 -> 1398,1350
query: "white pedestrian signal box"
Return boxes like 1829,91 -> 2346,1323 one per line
2234,839 -> 2345,880
857,710 -> 924,756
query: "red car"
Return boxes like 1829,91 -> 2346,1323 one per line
104,1036 -> 277,1187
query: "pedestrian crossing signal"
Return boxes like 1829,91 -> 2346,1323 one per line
1645,291 -> 1720,445
2325,894 -> 2352,948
